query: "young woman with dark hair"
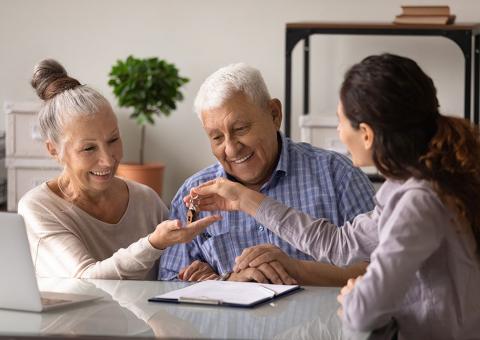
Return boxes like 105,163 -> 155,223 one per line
187,54 -> 480,339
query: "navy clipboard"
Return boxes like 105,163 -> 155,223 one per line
148,280 -> 302,308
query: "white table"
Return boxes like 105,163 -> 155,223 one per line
0,278 -> 370,339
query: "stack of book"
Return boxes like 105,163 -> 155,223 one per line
394,6 -> 456,25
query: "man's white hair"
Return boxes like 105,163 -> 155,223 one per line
193,63 -> 271,118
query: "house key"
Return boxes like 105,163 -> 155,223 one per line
187,194 -> 199,224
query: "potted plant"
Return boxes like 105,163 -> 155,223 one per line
108,55 -> 189,196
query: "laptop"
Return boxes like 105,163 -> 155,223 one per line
0,212 -> 101,312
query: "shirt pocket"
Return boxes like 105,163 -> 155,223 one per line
198,230 -> 236,273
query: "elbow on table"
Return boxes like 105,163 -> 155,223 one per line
343,301 -> 391,332
344,314 -> 378,333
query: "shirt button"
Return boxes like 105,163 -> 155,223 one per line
258,225 -> 264,232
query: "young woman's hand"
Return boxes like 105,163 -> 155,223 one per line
148,215 -> 221,250
183,178 -> 265,215
337,275 -> 363,318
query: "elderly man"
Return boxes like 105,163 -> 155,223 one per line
159,63 -> 375,283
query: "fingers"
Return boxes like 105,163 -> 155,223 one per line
182,180 -> 219,205
189,268 -> 217,282
339,279 -> 355,298
166,220 -> 182,231
183,181 -> 216,207
269,261 -> 297,285
188,270 -> 206,281
347,278 -> 356,289
337,277 -> 360,311
256,263 -> 283,284
155,219 -> 181,231
248,268 -> 269,283
337,292 -> 344,304
181,260 -> 202,281
194,198 -> 224,212
195,197 -> 219,210
179,215 -> 221,242
234,245 -> 276,271
204,273 -> 220,281
193,179 -> 218,191
178,266 -> 187,280
340,284 -> 351,296
256,262 -> 296,285
234,247 -> 262,271
192,178 -> 222,196
159,215 -> 221,249
181,261 -> 218,282
337,306 -> 344,319
230,268 -> 267,283
247,251 -> 281,268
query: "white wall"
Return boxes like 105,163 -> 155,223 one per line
1,0 -> 479,202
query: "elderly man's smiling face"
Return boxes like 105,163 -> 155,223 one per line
201,92 -> 282,190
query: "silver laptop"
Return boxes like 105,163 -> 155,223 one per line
0,212 -> 101,312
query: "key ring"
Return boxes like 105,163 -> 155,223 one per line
189,194 -> 200,208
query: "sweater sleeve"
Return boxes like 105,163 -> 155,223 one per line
342,188 -> 445,331
79,236 -> 164,279
255,197 -> 379,266
18,189 -> 165,280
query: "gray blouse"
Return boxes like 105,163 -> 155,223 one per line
255,178 -> 480,339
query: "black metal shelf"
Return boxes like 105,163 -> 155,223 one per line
284,22 -> 480,137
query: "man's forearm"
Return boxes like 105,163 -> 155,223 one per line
294,260 -> 368,286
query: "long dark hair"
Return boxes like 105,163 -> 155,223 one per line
340,53 -> 480,252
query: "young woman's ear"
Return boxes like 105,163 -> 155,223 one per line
359,122 -> 374,150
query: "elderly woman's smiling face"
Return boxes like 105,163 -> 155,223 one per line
59,106 -> 123,195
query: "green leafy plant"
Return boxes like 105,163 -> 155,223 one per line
108,55 -> 189,164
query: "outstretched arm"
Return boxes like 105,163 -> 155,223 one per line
189,178 -> 378,266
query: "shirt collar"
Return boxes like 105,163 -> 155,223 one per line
274,131 -> 289,177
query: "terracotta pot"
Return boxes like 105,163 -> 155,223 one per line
116,163 -> 165,196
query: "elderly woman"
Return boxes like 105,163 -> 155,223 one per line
18,59 -> 219,280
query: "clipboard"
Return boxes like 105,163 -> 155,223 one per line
148,280 -> 302,308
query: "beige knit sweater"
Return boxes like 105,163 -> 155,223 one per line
18,179 -> 168,280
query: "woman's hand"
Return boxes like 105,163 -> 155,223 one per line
179,260 -> 219,281
337,275 -> 363,318
183,178 -> 265,216
148,215 -> 221,250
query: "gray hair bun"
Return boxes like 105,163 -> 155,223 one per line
31,59 -> 81,101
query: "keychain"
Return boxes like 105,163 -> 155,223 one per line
186,194 -> 199,224
187,194 -> 211,240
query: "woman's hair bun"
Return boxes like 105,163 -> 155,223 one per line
31,59 -> 81,100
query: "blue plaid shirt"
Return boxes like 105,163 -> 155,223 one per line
159,133 -> 375,280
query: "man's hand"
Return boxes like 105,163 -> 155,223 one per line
234,244 -> 298,280
229,262 -> 296,285
337,275 -> 363,318
178,260 -> 219,281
